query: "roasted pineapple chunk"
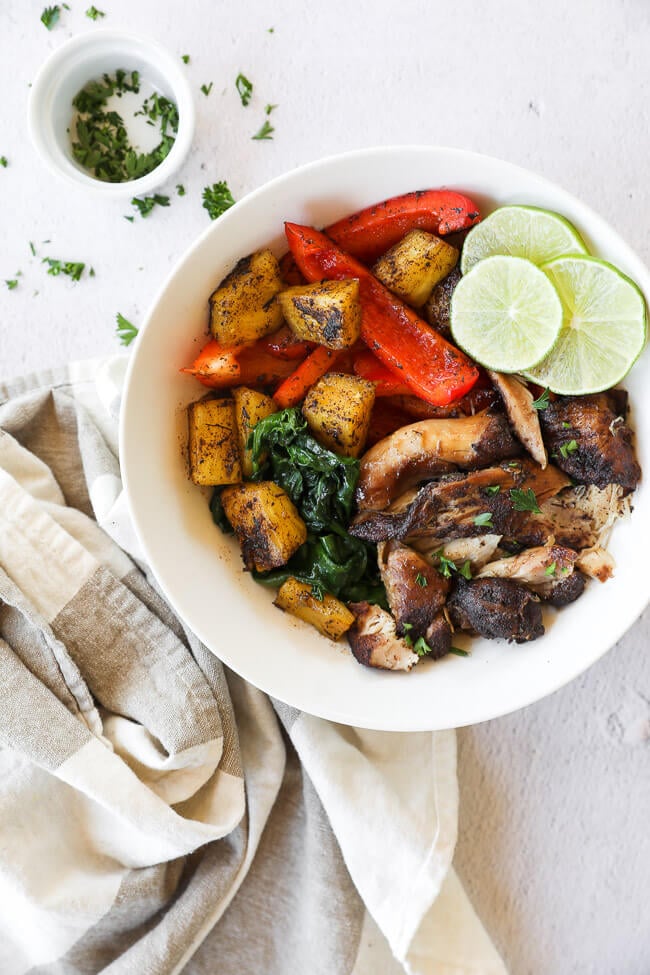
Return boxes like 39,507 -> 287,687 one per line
210,248 -> 284,346
302,373 -> 375,458
188,398 -> 242,486
221,482 -> 307,572
373,230 -> 459,307
232,386 -> 277,478
278,279 -> 361,349
274,577 -> 355,640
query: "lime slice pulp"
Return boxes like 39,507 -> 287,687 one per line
524,255 -> 647,395
450,255 -> 563,373
461,205 -> 587,275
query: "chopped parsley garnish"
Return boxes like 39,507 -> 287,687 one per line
29,241 -> 36,256
5,279 -> 18,290
131,194 -> 170,218
116,312 -> 138,346
265,103 -> 278,115
415,572 -> 428,587
531,387 -> 550,410
236,73 -> 253,106
485,484 -> 501,496
0,157 -> 7,168
202,181 -> 235,220
559,439 -> 578,458
449,647 -> 470,657
310,583 -> 325,601
252,119 -> 274,140
434,550 -> 472,581
200,82 -> 213,96
267,26 -> 275,32
71,72 -> 178,183
402,622 -> 414,647
507,460 -> 520,469
41,6 -> 60,29
181,54 -> 190,64
545,561 -> 557,577
42,258 -> 86,281
509,487 -> 541,514
176,183 -> 185,196
85,5 -> 105,19
458,560 -> 472,580
435,551 -> 456,578
413,636 -> 432,657
473,512 -> 494,528
562,421 -> 571,429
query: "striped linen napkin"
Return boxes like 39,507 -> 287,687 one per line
0,358 -> 505,975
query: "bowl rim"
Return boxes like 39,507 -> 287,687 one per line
27,28 -> 195,198
120,144 -> 650,730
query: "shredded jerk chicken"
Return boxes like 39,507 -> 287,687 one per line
344,384 -> 639,668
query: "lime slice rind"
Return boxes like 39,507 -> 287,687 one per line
523,255 -> 647,395
460,205 -> 587,275
450,255 -> 563,373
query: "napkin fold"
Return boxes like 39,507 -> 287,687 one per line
0,358 -> 506,975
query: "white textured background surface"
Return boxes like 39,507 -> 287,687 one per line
1,1 -> 649,972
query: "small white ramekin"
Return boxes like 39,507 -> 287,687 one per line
28,30 -> 195,198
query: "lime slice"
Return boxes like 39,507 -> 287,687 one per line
523,255 -> 647,394
450,255 -> 563,372
461,205 -> 587,274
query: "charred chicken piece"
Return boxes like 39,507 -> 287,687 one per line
347,602 -> 419,671
488,371 -> 547,468
448,577 -> 544,644
351,458 -> 570,544
545,571 -> 586,607
423,266 -> 462,337
423,612 -> 453,659
575,546 -> 615,582
377,540 -> 449,639
356,410 -> 520,510
539,392 -> 640,492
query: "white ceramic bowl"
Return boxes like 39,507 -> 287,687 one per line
28,30 -> 195,198
121,146 -> 650,731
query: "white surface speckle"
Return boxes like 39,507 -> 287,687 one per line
1,0 -> 649,970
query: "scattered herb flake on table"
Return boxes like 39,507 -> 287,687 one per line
42,258 -> 86,281
5,279 -> 18,290
181,54 -> 190,64
265,103 -> 278,116
131,194 -> 170,218
235,73 -> 253,106
202,182 -> 235,220
200,82 -> 213,97
116,313 -> 138,347
85,5 -> 105,19
176,184 -> 185,196
0,157 -> 7,168
41,6 -> 60,29
252,119 -> 274,140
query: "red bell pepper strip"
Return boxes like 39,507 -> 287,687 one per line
181,339 -> 296,389
273,345 -> 340,409
284,223 -> 479,407
258,324 -> 315,360
324,189 -> 480,263
353,348 -> 412,397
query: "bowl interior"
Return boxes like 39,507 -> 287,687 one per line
121,146 -> 650,731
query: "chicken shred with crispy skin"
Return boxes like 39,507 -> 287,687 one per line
377,540 -> 449,639
448,577 -> 544,643
347,602 -> 419,671
355,410 -> 520,510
